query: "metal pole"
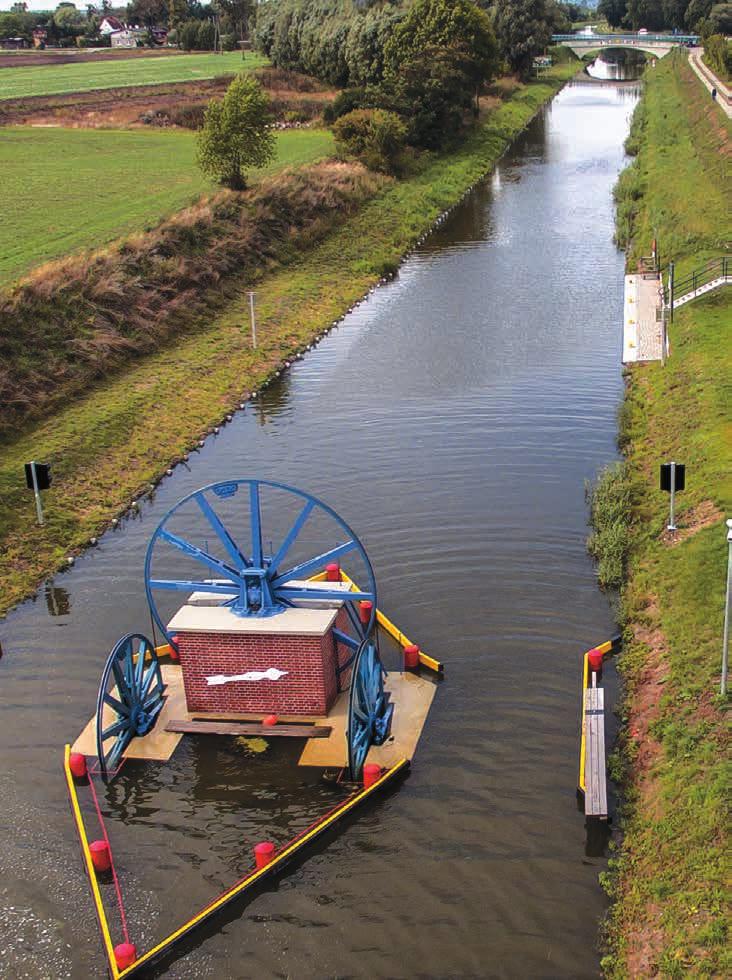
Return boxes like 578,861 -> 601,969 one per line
30,460 -> 44,526
669,261 -> 674,323
722,519 -> 732,696
668,461 -> 676,532
248,291 -> 257,349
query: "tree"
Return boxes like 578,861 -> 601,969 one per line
494,0 -> 553,78
168,0 -> 188,29
384,0 -> 498,106
53,3 -> 87,35
213,0 -> 252,41
685,0 -> 714,27
625,0 -> 665,29
598,0 -> 628,27
126,0 -> 167,28
197,74 -> 276,190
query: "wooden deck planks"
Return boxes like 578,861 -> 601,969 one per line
165,719 -> 331,738
584,686 -> 608,819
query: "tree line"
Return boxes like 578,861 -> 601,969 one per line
598,0 -> 731,34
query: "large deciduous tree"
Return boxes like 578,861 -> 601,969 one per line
597,0 -> 629,27
197,74 -> 276,190
493,0 -> 553,78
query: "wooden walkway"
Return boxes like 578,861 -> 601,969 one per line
584,683 -> 608,820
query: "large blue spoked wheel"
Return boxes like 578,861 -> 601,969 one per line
95,633 -> 165,780
347,640 -> 393,781
144,479 -> 377,643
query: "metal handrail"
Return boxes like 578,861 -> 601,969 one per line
673,257 -> 729,297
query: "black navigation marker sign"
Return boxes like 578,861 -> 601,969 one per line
660,461 -> 685,531
25,461 -> 52,526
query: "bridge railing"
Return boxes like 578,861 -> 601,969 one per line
551,34 -> 699,44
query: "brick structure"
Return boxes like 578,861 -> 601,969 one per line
168,602 -> 354,717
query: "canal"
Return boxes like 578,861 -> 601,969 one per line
0,77 -> 639,978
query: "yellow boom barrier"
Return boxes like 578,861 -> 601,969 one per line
309,569 -> 444,674
577,636 -> 621,794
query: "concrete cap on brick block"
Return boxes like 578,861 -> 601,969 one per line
186,578 -> 351,609
168,604 -> 339,636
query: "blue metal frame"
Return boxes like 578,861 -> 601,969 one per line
144,479 -> 377,644
347,638 -> 393,781
95,633 -> 165,780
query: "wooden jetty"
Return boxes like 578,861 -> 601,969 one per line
578,636 -> 621,822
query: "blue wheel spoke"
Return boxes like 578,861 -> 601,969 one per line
103,693 -> 130,717
135,639 -> 146,683
159,529 -> 243,584
111,659 -> 131,702
267,500 -> 315,578
277,586 -> 373,603
140,665 -> 159,700
271,540 -> 359,589
148,579 -> 239,594
195,491 -> 250,569
249,482 -> 263,567
102,718 -> 130,740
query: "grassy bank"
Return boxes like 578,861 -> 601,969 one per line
0,51 -> 267,101
0,61 -> 577,618
596,52 -> 730,977
0,127 -> 334,285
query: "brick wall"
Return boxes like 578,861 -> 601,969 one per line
178,627 -> 345,716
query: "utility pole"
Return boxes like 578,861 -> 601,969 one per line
248,291 -> 257,349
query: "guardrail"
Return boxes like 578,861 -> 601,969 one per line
552,33 -> 699,44
673,257 -> 729,298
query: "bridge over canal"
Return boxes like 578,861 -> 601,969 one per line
552,33 -> 698,59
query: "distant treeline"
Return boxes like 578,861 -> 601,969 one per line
598,0 -> 731,34
254,0 -> 406,88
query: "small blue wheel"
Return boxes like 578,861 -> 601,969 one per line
95,633 -> 165,780
347,640 -> 393,781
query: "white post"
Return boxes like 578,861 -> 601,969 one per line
722,519 -> 732,696
30,460 -> 44,526
248,291 -> 257,349
668,461 -> 676,531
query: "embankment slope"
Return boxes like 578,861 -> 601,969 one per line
601,52 -> 730,978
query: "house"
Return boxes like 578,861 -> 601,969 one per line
99,16 -> 125,36
110,28 -> 144,48
0,37 -> 29,50
32,28 -> 48,49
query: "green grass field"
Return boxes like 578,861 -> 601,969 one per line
599,53 -> 730,978
0,51 -> 268,100
0,126 -> 334,284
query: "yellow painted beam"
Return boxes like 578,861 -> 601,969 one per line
118,759 -> 409,978
578,636 -> 622,793
63,745 -> 120,980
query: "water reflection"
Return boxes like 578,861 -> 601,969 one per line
587,49 -> 647,81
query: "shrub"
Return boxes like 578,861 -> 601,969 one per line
704,34 -> 731,80
197,74 -> 276,189
169,102 -> 207,129
180,19 -> 200,50
333,107 -> 407,174
586,462 -> 632,590
197,20 -> 216,51
323,87 -> 368,123
221,32 -> 238,52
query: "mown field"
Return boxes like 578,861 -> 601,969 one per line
0,50 -> 267,100
0,126 -> 334,284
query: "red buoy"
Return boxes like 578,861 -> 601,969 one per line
588,648 -> 604,673
359,600 -> 373,625
404,644 -> 420,669
262,714 -> 278,727
363,763 -> 381,789
326,562 -> 341,582
254,841 -> 275,869
89,840 -> 111,873
68,752 -> 87,779
114,943 -> 138,970
169,634 -> 180,661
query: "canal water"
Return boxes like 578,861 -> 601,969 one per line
0,77 -> 639,979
